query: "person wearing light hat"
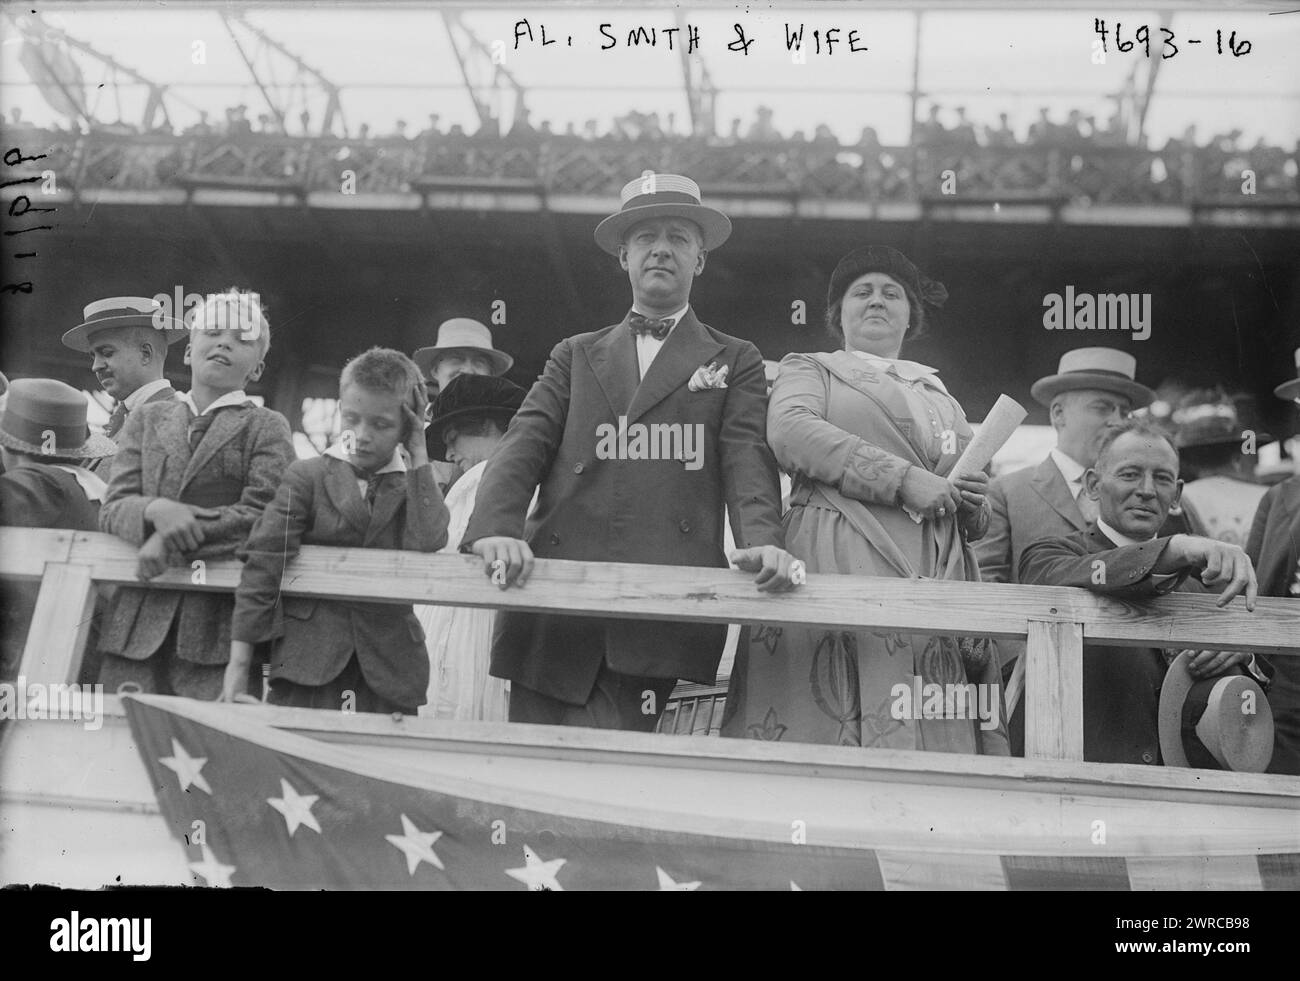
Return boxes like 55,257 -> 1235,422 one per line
977,346 -> 1158,590
0,378 -> 117,682
461,172 -> 798,732
1021,419 -> 1270,766
1173,388 -> 1269,547
412,318 -> 513,401
61,296 -> 186,475
416,373 -> 527,722
1246,345 -> 1300,775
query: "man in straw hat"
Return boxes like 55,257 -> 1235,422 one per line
462,172 -> 799,731
61,295 -> 187,475
413,317 -> 514,491
1246,345 -> 1300,774
1020,419 -> 1270,766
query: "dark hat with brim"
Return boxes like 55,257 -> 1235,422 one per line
0,377 -> 117,460
1030,347 -> 1155,408
1158,651 -> 1273,772
61,296 -> 187,353
1172,390 -> 1270,448
826,245 -> 949,315
425,373 -> 526,462
594,173 -> 731,255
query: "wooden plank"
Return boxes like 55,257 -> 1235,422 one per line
39,530 -> 1299,656
0,527 -> 77,579
1024,619 -> 1085,762
16,562 -> 97,686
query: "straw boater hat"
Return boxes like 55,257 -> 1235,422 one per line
1158,651 -> 1274,771
424,373 -> 526,462
1172,389 -> 1270,449
593,173 -> 731,255
412,319 -> 513,377
1274,347 -> 1300,402
60,296 -> 187,353
1030,347 -> 1155,409
0,378 -> 117,460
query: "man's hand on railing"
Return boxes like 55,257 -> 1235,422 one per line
1184,649 -> 1253,680
469,537 -> 535,589
145,499 -> 220,553
135,532 -> 180,581
218,641 -> 262,704
729,546 -> 804,592
1161,535 -> 1259,611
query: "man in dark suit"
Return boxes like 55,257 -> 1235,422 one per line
1019,421 -> 1265,765
61,296 -> 186,476
462,173 -> 799,731
1245,347 -> 1300,775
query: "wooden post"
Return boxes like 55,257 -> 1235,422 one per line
1024,619 -> 1084,761
17,562 -> 97,686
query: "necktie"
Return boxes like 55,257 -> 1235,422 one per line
351,464 -> 385,509
188,411 -> 215,453
628,313 -> 675,340
105,402 -> 128,439
1075,484 -> 1099,523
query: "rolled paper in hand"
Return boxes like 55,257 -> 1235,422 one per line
951,394 -> 1028,478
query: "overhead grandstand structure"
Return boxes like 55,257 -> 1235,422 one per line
2,5 -> 1298,441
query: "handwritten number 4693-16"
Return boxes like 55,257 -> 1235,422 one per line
1093,20 -> 1251,59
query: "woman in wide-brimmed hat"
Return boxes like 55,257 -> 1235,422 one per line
414,373 -> 528,722
723,246 -> 1008,755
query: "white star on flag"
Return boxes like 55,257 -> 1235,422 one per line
655,866 -> 701,891
385,814 -> 445,875
160,738 -> 212,795
506,844 -> 565,891
267,779 -> 322,837
188,843 -> 235,887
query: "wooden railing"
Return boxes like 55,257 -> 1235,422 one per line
2,527 -> 1298,764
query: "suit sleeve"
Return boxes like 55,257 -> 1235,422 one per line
402,464 -> 450,552
191,410 -> 296,558
767,354 -> 911,507
98,407 -> 153,545
720,342 -> 784,550
231,459 -> 314,645
0,468 -> 64,529
1244,484 -> 1274,566
462,338 -> 572,546
973,476 -> 1013,583
1019,534 -> 1185,598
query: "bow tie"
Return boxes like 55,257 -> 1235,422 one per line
628,313 -> 676,340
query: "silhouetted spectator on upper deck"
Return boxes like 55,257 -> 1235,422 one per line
9,107 -> 23,127
474,115 -> 500,140
507,106 -> 537,141
642,112 -> 664,142
185,111 -> 213,137
1028,107 -> 1056,145
953,106 -> 978,145
229,105 -> 252,138
582,119 -> 599,141
985,112 -> 1015,147
421,113 -> 441,141
357,123 -> 371,141
747,105 -> 781,143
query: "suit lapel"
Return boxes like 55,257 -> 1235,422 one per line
626,310 -> 725,425
180,404 -> 249,494
585,319 -> 640,419
323,456 -> 372,537
365,472 -> 406,545
1031,455 -> 1088,532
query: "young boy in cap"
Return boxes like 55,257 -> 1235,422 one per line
224,347 -> 449,714
97,288 -> 295,700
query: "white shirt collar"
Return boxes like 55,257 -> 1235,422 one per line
631,303 -> 690,334
178,389 -> 250,416
52,464 -> 109,503
1096,516 -> 1150,548
1050,447 -> 1088,487
122,378 -> 173,412
324,440 -> 407,475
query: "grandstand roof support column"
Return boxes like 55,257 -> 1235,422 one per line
441,10 -> 528,132
676,8 -> 717,137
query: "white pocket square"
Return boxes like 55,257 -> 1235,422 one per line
688,361 -> 729,392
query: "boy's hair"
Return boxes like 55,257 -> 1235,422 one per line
189,287 -> 271,359
340,347 -> 423,400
